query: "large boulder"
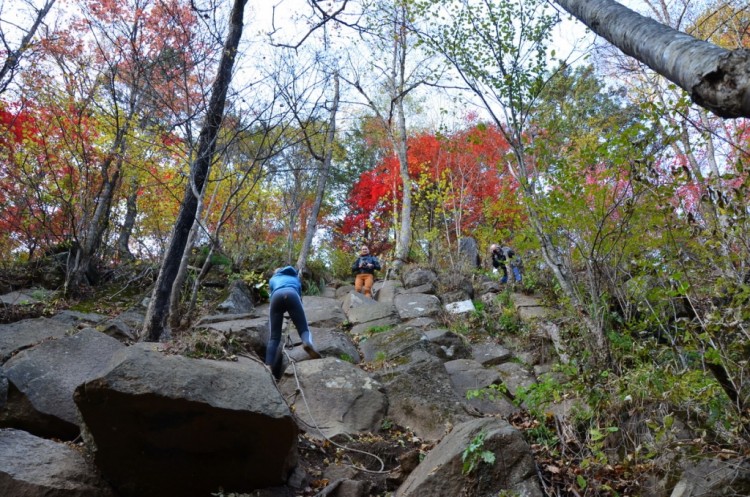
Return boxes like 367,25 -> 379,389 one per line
373,350 -> 472,441
279,358 -> 387,439
1,329 -> 125,440
0,317 -> 73,363
402,268 -> 437,289
0,428 -> 115,497
396,417 -> 542,497
74,349 -> 298,497
457,237 -> 480,271
197,316 -> 270,355
668,458 -> 750,497
302,296 -> 347,328
374,279 -> 403,303
345,300 -> 401,336
444,359 -> 516,416
217,279 -> 255,314
393,294 -> 442,320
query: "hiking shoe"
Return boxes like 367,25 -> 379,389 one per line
302,339 -> 321,359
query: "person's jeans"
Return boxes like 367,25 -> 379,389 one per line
354,273 -> 374,298
511,265 -> 522,282
265,288 -> 310,377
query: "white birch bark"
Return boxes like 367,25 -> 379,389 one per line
554,0 -> 750,118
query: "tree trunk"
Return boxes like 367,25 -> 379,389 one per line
65,149 -> 124,293
553,0 -> 750,118
142,0 -> 248,342
297,72 -> 339,274
392,7 -> 412,268
117,177 -> 138,262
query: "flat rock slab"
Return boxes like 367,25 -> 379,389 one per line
0,317 -> 73,363
0,428 -> 115,497
0,290 -> 48,305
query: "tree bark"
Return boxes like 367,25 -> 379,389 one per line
142,0 -> 248,342
0,0 -> 56,94
297,72 -> 340,274
553,0 -> 750,118
117,177 -> 138,262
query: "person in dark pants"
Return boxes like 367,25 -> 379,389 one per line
351,245 -> 381,298
265,266 -> 320,379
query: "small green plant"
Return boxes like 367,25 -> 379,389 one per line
461,431 -> 496,475
339,353 -> 355,363
466,383 -> 508,402
367,324 -> 394,335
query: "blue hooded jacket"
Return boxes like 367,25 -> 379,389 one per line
269,266 -> 302,298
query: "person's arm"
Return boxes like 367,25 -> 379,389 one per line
352,257 -> 360,272
372,257 -> 381,271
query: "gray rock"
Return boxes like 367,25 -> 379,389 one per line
421,329 -> 472,361
457,237 -> 480,270
1,328 -> 124,440
0,289 -> 47,305
284,327 -> 360,363
335,285 -> 355,298
373,351 -> 471,441
98,319 -> 138,341
472,341 -> 513,366
399,282 -> 436,295
374,279 -> 403,303
444,359 -> 516,416
669,458 -> 750,497
217,279 -> 255,314
198,316 -> 270,355
0,317 -> 73,363
493,361 -> 537,399
0,428 -> 115,497
345,301 -> 399,325
74,349 -> 298,497
279,358 -> 387,439
394,294 -> 442,320
395,417 -> 542,497
50,310 -> 108,326
341,290 -> 373,313
302,296 -> 347,328
196,312 -> 257,325
402,268 -> 437,289
350,316 -> 401,336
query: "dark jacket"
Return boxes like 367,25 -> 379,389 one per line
269,266 -> 302,297
491,248 -> 505,268
352,255 -> 381,275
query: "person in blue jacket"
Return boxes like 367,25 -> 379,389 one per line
265,266 -> 320,379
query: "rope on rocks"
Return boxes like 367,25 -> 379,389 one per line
281,346 -> 391,475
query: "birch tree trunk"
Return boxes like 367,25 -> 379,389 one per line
297,72 -> 340,274
553,0 -> 750,118
142,0 -> 248,342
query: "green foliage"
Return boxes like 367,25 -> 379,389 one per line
461,431 -> 496,475
327,247 -> 357,281
339,353 -> 355,363
367,324 -> 394,335
466,383 -> 507,402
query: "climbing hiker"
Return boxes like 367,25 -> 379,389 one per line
490,244 -> 507,283
351,245 -> 381,298
491,243 -> 522,284
265,266 -> 320,379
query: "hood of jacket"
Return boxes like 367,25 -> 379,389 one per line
276,265 -> 298,277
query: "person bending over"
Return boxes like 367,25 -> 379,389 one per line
265,266 -> 320,379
